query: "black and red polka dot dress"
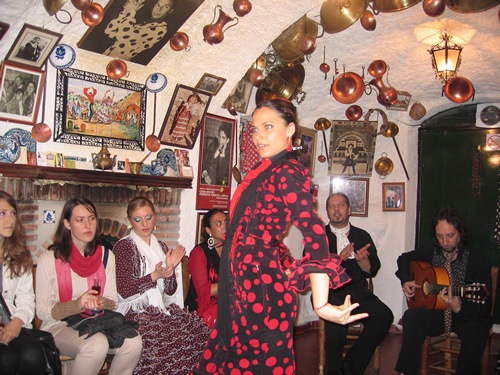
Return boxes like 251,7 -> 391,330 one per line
195,155 -> 350,374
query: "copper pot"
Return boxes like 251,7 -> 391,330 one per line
368,60 -> 388,78
272,16 -> 318,62
374,153 -> 394,178
321,0 -> 366,34
346,105 -> 363,121
297,34 -> 316,55
332,72 -> 364,104
170,32 -> 189,51
443,77 -> 474,103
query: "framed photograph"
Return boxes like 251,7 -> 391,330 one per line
77,0 -> 205,66
382,182 -> 405,212
5,23 -> 62,69
196,113 -> 235,210
329,120 -> 377,177
223,77 -> 253,114
0,22 -> 10,41
0,61 -> 45,125
196,212 -> 208,245
331,177 -> 370,217
159,84 -> 212,149
53,68 -> 146,150
295,126 -> 317,177
195,73 -> 226,96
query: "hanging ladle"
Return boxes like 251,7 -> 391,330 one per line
145,92 -> 161,152
314,117 -> 332,163
364,108 -> 409,180
317,141 -> 326,163
31,63 -> 52,143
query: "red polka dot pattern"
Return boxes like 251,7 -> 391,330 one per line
195,159 -> 350,374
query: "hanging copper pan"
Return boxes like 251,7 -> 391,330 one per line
373,0 -> 421,12
443,77 -> 475,103
446,0 -> 500,13
320,0 -> 366,34
331,72 -> 364,104
272,16 -> 318,62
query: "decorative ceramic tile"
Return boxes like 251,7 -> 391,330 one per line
43,210 -> 56,224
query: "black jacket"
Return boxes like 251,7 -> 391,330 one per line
395,242 -> 492,323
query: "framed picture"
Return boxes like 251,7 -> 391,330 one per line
5,23 -> 62,69
382,182 -> 405,212
196,211 -> 208,245
195,73 -> 226,96
0,21 -> 10,41
295,126 -> 317,177
77,0 -> 205,66
0,61 -> 45,125
329,120 -> 377,177
331,177 -> 370,217
159,84 -> 212,149
53,68 -> 146,150
223,77 -> 253,114
196,113 -> 235,210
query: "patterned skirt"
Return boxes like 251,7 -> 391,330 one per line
126,304 -> 210,375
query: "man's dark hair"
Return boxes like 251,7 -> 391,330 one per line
431,207 -> 468,245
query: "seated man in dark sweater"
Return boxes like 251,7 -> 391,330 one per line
323,193 -> 393,375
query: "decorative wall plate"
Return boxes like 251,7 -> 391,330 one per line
49,44 -> 76,69
0,136 -> 21,163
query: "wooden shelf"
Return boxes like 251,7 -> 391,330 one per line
0,163 -> 192,189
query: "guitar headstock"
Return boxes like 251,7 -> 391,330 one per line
462,283 -> 489,304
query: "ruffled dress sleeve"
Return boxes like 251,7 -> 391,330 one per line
274,160 -> 351,292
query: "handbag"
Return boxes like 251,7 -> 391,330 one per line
21,328 -> 62,375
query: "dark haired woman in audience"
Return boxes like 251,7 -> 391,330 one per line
187,209 -> 226,328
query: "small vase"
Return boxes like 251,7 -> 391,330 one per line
369,77 -> 398,107
203,5 -> 239,45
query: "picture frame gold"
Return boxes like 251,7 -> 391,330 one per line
382,182 -> 405,212
196,211 -> 208,245
330,177 -> 370,217
195,73 -> 226,96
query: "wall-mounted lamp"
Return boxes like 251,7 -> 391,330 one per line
429,33 -> 463,84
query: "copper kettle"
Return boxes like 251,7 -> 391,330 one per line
92,145 -> 117,171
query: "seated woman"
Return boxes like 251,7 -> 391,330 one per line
0,190 -> 46,374
113,196 -> 210,375
186,209 -> 226,328
36,197 -> 143,375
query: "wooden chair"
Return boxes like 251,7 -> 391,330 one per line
32,265 -> 114,375
318,278 -> 380,375
419,266 -> 499,375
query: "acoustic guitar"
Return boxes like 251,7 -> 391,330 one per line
408,260 -> 489,310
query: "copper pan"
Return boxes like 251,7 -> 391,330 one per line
331,72 -> 364,104
320,0 -> 366,34
446,0 -> 500,13
272,16 -> 318,62
373,0 -> 421,12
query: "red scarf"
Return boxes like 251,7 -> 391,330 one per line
230,158 -> 272,218
55,243 -> 106,303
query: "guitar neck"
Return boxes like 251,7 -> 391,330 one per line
427,283 -> 464,297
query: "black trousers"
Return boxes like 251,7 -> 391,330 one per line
0,328 -> 46,375
325,288 -> 393,375
395,307 -> 491,375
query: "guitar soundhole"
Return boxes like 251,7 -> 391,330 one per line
422,281 -> 429,296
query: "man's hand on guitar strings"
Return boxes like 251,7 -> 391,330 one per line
402,280 -> 421,299
439,285 -> 462,313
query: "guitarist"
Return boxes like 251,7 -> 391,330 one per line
323,193 -> 393,375
394,207 -> 492,375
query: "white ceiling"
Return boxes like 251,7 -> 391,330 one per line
1,0 -> 499,129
